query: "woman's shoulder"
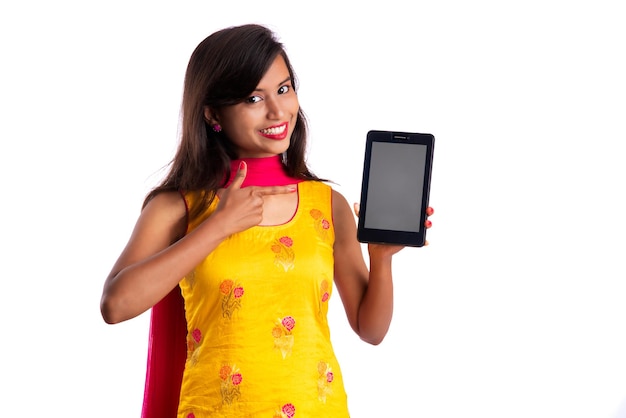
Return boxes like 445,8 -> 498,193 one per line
300,179 -> 334,192
329,188 -> 351,213
299,180 -> 336,203
129,190 -> 189,245
299,181 -> 350,209
142,190 -> 188,226
145,189 -> 186,209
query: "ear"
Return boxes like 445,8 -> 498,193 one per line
204,106 -> 213,123
203,106 -> 218,124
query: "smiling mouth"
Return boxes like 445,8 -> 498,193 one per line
259,123 -> 288,140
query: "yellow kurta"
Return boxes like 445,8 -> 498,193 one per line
178,181 -> 349,417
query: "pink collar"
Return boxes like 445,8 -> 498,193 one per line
225,155 -> 304,187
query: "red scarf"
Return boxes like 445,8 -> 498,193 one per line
141,156 -> 303,418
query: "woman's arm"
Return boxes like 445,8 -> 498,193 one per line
100,190 -> 229,324
332,190 -> 426,345
100,162 -> 297,324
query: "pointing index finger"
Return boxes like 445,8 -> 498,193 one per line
253,184 -> 298,196
229,161 -> 247,189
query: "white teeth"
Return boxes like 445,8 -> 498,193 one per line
261,125 -> 286,135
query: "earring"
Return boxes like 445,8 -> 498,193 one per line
212,124 -> 222,133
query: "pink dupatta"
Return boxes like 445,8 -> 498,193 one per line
141,286 -> 187,418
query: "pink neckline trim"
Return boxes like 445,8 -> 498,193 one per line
224,155 -> 304,187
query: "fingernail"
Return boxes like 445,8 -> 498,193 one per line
288,184 -> 297,191
424,220 -> 432,228
239,161 -> 245,170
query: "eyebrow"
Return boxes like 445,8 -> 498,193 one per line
253,76 -> 292,92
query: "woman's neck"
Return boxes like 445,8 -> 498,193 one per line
225,155 -> 304,187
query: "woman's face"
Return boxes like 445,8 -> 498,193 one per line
215,54 -> 300,159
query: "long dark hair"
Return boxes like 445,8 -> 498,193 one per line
144,24 -> 321,220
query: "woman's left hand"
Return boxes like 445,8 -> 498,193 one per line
353,204 -> 435,251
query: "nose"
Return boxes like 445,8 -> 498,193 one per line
265,96 -> 284,120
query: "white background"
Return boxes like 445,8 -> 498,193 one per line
1,1 -> 625,417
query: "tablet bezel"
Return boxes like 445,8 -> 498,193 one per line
356,130 -> 435,247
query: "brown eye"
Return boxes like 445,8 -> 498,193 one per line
278,85 -> 290,94
246,95 -> 262,103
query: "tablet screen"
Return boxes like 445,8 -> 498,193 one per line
363,141 -> 427,232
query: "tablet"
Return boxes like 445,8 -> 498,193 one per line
357,130 -> 435,247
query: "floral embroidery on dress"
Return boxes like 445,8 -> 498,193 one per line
186,413 -> 195,418
186,327 -> 202,366
319,277 -> 330,314
310,208 -> 331,240
320,278 -> 330,302
273,403 -> 296,417
219,279 -> 244,319
219,364 -> 242,404
272,316 -> 296,358
271,236 -> 295,271
317,361 -> 334,402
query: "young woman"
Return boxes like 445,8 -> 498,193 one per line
100,23 -> 433,418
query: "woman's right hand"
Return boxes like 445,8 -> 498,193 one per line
212,161 -> 297,235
